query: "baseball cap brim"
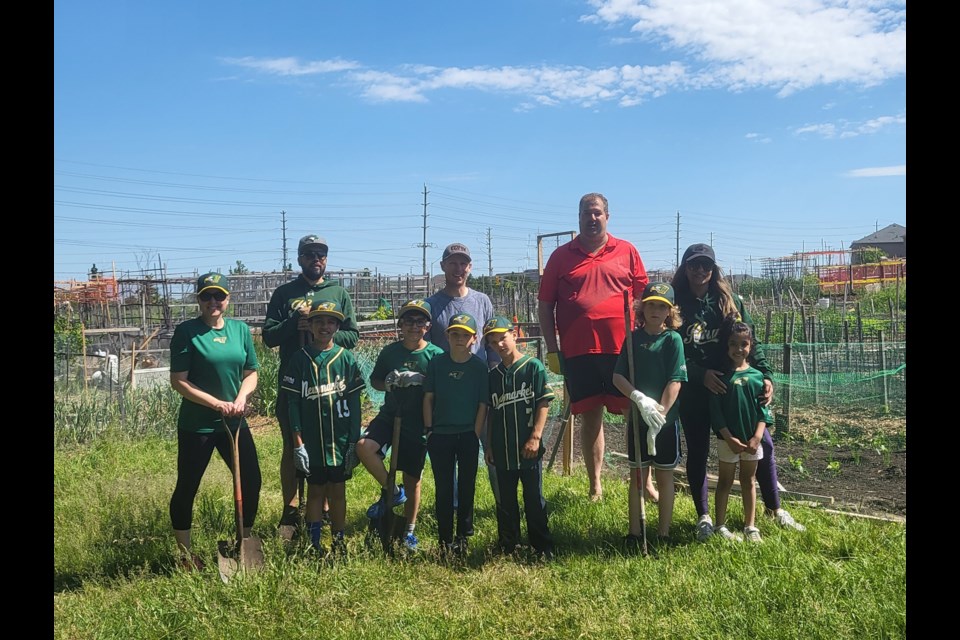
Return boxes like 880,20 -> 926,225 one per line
446,324 -> 477,335
198,285 -> 229,295
641,295 -> 674,306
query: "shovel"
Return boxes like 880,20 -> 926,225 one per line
217,417 -> 265,582
378,408 -> 404,555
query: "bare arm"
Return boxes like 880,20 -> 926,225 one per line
473,403 -> 488,439
538,300 -> 559,353
659,380 -> 681,416
522,401 -> 551,459
612,372 -> 634,398
422,391 -> 435,431
229,370 -> 259,416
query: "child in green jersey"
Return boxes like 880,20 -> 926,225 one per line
709,315 -> 774,543
423,313 -> 489,557
356,299 -> 444,552
281,301 -> 365,555
483,316 -> 556,558
612,282 -> 686,547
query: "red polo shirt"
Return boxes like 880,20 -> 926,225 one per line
538,234 -> 648,358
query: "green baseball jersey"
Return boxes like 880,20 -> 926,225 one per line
372,340 -> 445,436
424,353 -> 489,435
280,345 -> 365,468
708,366 -> 775,442
170,318 -> 260,434
614,328 -> 687,424
674,289 -> 772,385
262,275 -> 360,378
487,354 -> 555,470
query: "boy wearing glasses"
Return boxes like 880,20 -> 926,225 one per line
356,299 -> 444,552
263,234 -> 361,534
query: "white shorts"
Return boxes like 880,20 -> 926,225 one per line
717,438 -> 764,464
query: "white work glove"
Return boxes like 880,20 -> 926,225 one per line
629,390 -> 665,455
396,371 -> 425,388
293,444 -> 310,476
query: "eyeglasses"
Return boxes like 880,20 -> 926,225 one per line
299,251 -> 327,260
198,290 -> 227,302
686,259 -> 714,272
400,317 -> 430,327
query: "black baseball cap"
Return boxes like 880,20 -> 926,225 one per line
681,243 -> 716,265
298,235 -> 328,254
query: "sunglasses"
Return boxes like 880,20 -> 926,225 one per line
400,317 -> 430,327
198,290 -> 227,302
299,251 -> 328,260
686,259 -> 714,272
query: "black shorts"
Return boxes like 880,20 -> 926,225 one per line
306,465 -> 349,486
564,353 -> 629,415
360,415 -> 427,480
627,418 -> 682,470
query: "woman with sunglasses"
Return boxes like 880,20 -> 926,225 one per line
168,272 -> 261,570
672,245 -> 805,543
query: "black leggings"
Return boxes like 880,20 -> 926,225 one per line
169,429 -> 262,531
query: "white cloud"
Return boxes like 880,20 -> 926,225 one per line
586,0 -> 906,95
220,56 -> 360,76
845,165 -> 905,177
795,112 -> 904,138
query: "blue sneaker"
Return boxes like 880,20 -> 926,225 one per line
403,532 -> 419,551
366,484 -> 407,519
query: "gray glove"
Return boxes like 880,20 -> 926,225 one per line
293,444 -> 310,476
384,369 -> 401,392
396,371 -> 425,388
629,390 -> 665,455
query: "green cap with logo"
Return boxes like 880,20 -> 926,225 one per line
196,272 -> 230,295
446,313 -> 478,335
399,299 -> 432,321
640,282 -> 675,307
482,315 -> 514,337
307,300 -> 345,321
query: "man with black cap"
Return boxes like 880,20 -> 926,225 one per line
263,234 -> 360,533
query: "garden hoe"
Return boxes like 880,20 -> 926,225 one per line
377,398 -> 405,556
217,417 -> 265,583
623,290 -> 649,557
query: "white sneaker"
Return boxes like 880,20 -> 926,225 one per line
744,526 -> 763,542
715,525 -> 741,542
695,515 -> 714,542
770,508 -> 806,532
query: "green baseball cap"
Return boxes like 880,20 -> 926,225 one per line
196,272 -> 230,295
641,282 -> 675,307
399,299 -> 432,320
446,313 -> 478,335
307,300 -> 345,321
482,315 -> 515,337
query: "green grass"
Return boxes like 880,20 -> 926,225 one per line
54,427 -> 905,639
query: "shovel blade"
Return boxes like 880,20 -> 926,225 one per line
217,537 -> 265,583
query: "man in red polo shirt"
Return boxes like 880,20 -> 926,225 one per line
538,193 -> 648,500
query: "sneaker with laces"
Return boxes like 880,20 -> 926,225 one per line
715,525 -> 741,542
695,515 -> 714,542
366,484 -> 408,519
770,508 -> 806,532
403,532 -> 419,552
743,526 -> 763,542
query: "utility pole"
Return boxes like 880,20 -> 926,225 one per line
710,232 -> 714,246
486,227 -> 493,276
675,211 -> 681,269
281,210 -> 289,272
422,185 -> 429,276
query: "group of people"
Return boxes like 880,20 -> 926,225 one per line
166,192 -> 804,570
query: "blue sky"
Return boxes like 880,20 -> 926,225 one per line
54,0 -> 906,282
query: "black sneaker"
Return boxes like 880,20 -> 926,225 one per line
453,537 -> 468,557
623,534 -> 645,552
279,505 -> 302,528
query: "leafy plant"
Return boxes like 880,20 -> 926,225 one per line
788,455 -> 807,476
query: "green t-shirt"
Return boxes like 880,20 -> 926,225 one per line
613,328 -> 687,424
424,353 -> 490,434
487,354 -> 555,470
372,340 -> 445,436
280,345 -> 365,470
708,366 -> 775,442
170,317 -> 259,433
